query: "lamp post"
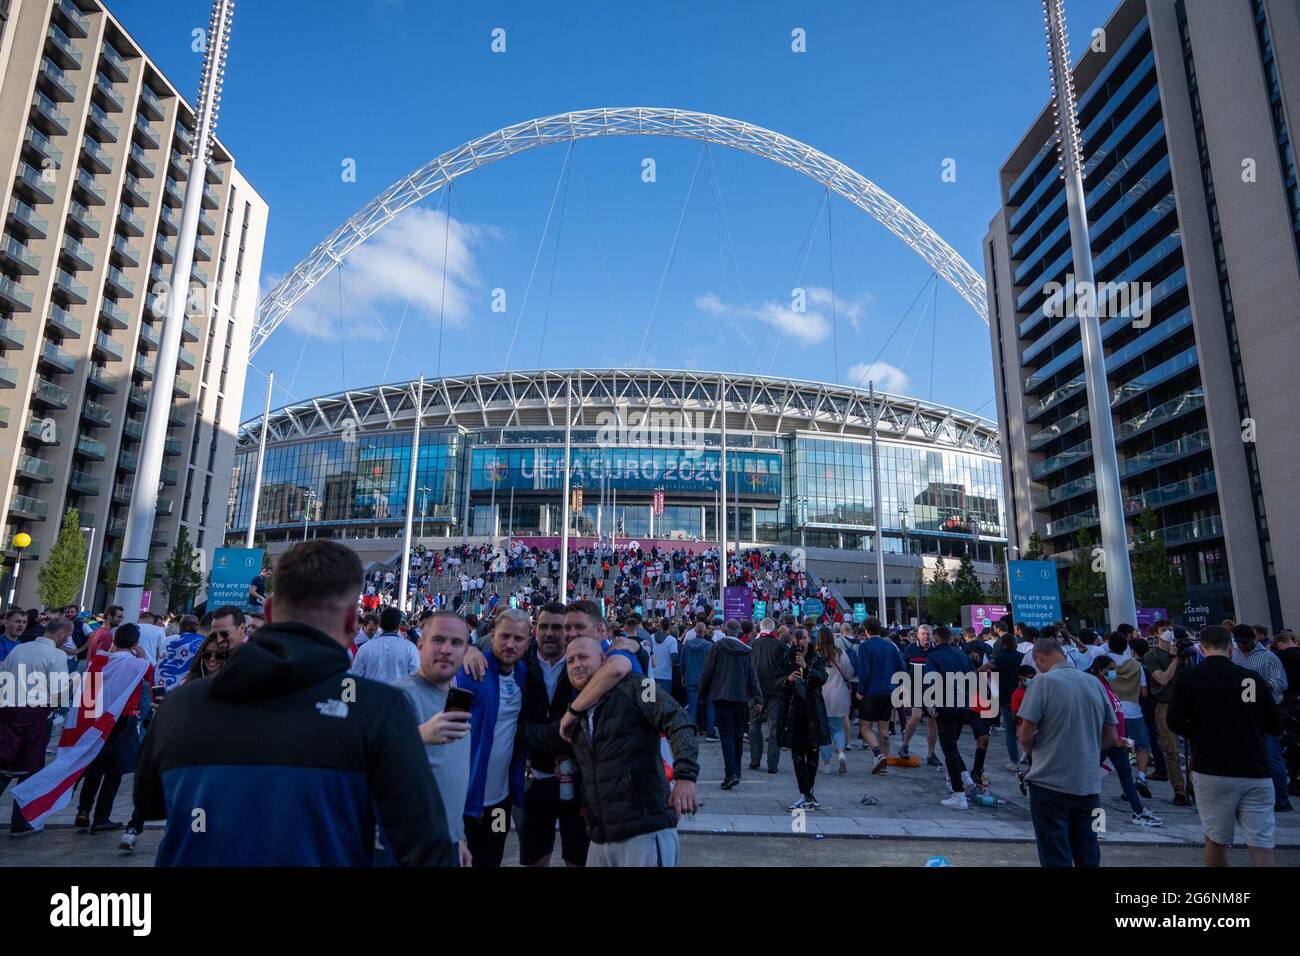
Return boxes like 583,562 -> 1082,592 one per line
6,532 -> 32,611
795,496 -> 809,550
418,486 -> 431,539
78,525 -> 97,610
302,490 -> 317,542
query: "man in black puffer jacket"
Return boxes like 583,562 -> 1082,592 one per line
698,620 -> 762,789
546,636 -> 699,866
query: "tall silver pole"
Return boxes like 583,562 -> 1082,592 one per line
1044,0 -> 1135,626
114,0 -> 235,624
718,374 -> 727,612
869,382 -> 887,622
399,376 -> 424,613
78,526 -> 96,610
559,376 -> 573,598
245,370 -> 272,547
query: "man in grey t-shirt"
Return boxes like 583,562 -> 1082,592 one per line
1016,639 -> 1118,868
394,611 -> 473,867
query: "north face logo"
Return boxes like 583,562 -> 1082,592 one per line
315,699 -> 349,719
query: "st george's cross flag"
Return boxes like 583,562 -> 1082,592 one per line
12,650 -> 149,829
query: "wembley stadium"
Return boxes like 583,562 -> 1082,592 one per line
226,368 -> 1006,618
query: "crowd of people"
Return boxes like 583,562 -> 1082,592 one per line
1,538 -> 1295,868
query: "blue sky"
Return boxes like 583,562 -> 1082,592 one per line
107,0 -> 1116,422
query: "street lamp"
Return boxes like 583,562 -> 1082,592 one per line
795,495 -> 809,549
6,532 -> 32,611
418,486 -> 431,540
302,490 -> 318,542
78,525 -> 97,610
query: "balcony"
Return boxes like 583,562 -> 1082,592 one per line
73,170 -> 107,206
25,413 -> 58,444
1122,430 -> 1212,478
99,299 -> 129,330
80,137 -> 112,174
107,517 -> 125,537
168,404 -> 184,427
86,104 -> 119,143
99,44 -> 129,83
75,435 -> 107,461
127,145 -> 156,178
110,235 -> 139,268
0,276 -> 35,312
1043,508 -> 1098,539
193,239 -> 212,262
173,377 -> 192,399
66,201 -> 101,238
158,207 -> 179,235
161,465 -> 178,486
0,406 -> 8,428
92,331 -> 123,362
198,211 -> 215,235
112,482 -> 133,504
1123,472 -> 1218,515
60,236 -> 94,271
117,204 -> 145,237
134,355 -> 154,380
175,125 -> 193,152
1115,389 -> 1206,444
181,318 -> 199,342
156,497 -> 175,516
163,177 -> 184,206
163,437 -> 182,457
82,399 -> 112,427
39,58 -> 77,102
122,174 -> 150,207
118,449 -> 138,471
54,269 -> 88,304
137,322 -> 160,351
0,318 -> 25,349
54,0 -> 90,37
18,455 -> 57,483
39,341 -> 76,375
10,495 -> 49,521
48,23 -> 83,68
177,347 -> 195,370
167,148 -> 188,181
23,128 -> 63,170
32,377 -> 70,409
15,163 -> 56,205
0,237 -> 41,275
0,362 -> 17,388
93,74 -> 124,112
1150,514 -> 1223,548
139,86 -> 164,121
104,266 -> 134,298
68,471 -> 101,496
154,235 -> 173,263
123,415 -> 143,439
190,268 -> 207,288
134,116 -> 160,151
205,161 -> 225,186
8,198 -> 49,240
46,304 -> 83,339
86,365 -> 118,394
29,91 -> 70,136
127,385 -> 148,409
201,183 -> 218,210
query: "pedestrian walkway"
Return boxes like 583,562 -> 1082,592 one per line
679,723 -> 1300,848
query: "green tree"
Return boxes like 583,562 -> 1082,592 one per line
1023,531 -> 1045,561
1065,527 -> 1106,627
952,552 -> 985,607
923,555 -> 960,625
37,507 -> 88,608
159,525 -> 202,612
1130,506 -> 1186,613
987,545 -> 1009,604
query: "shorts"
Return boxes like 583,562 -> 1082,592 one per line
1192,772 -> 1275,849
520,777 -> 590,866
1123,713 -> 1151,752
860,694 -> 893,722
587,827 -> 679,867
963,712 -> 990,738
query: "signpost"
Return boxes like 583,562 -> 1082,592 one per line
1007,560 -> 1062,628
752,599 -> 767,622
210,547 -> 264,611
723,586 -> 753,623
963,603 -> 1009,632
801,597 -> 824,619
853,602 -> 867,624
1137,607 -> 1168,635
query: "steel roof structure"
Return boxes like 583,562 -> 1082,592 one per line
250,107 -> 990,356
236,368 -> 1001,457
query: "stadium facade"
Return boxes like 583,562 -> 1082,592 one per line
227,370 -> 1007,583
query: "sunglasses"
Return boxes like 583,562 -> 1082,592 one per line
211,628 -> 241,641
201,651 -> 230,663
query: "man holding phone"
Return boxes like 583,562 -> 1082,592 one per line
395,611 -> 474,867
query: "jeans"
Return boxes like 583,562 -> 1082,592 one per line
749,700 -> 781,771
1265,734 -> 1289,805
715,701 -> 748,781
820,717 -> 847,762
936,710 -> 969,793
1154,702 -> 1186,797
1001,707 -> 1020,764
1105,746 -> 1144,815
1141,696 -> 1168,776
1028,783 -> 1101,867
686,684 -> 715,733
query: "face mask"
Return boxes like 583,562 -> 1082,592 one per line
1106,670 -> 1118,680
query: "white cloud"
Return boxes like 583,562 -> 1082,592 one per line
805,287 -> 874,331
693,292 -> 828,346
270,207 -> 497,342
847,361 -> 910,395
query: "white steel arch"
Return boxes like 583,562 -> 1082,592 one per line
250,107 -> 989,356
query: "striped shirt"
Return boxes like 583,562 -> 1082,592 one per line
1233,644 -> 1288,705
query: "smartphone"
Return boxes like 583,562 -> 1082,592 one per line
445,686 -> 474,713
150,683 -> 167,704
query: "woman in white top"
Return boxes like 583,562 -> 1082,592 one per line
816,627 -> 855,774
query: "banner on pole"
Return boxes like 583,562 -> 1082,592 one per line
752,599 -> 767,622
723,586 -> 752,622
1007,560 -> 1061,627
801,597 -> 824,619
962,603 -> 1009,631
210,547 -> 264,611
853,602 -> 867,623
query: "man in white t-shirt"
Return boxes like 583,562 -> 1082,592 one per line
647,624 -> 679,697
136,612 -> 169,664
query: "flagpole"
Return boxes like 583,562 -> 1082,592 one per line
399,375 -> 423,613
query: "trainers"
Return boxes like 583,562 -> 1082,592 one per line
804,796 -> 822,811
927,754 -> 942,767
1003,761 -> 1019,774
837,754 -> 847,775
787,797 -> 807,811
872,752 -> 888,774
1132,810 -> 1163,827
961,770 -> 976,797
119,827 -> 139,851
941,792 -> 969,810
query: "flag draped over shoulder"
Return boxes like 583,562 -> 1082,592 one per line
12,651 -> 149,829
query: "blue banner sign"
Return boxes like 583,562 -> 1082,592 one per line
210,548 -> 264,611
1008,560 -> 1062,627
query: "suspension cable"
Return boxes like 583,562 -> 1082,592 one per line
850,271 -> 937,390
825,187 -> 839,385
759,190 -> 828,372
572,145 -> 626,359
535,152 -> 572,367
383,188 -> 449,382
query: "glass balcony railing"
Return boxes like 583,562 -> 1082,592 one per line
67,201 -> 101,238
17,455 -> 56,482
99,299 -> 129,330
1047,472 -> 1096,504
173,377 -> 192,399
128,144 -> 156,177
198,211 -> 216,235
81,137 -> 112,174
23,128 -> 63,169
94,331 -> 123,362
1123,471 -> 1217,515
74,169 -> 107,205
118,204 -> 145,236
0,362 -> 18,389
61,236 -> 94,271
159,207 -> 179,234
118,449 -> 138,471
156,497 -> 175,516
122,174 -> 150,206
139,85 -> 164,121
134,116 -> 160,150
40,59 -> 76,101
134,354 -> 154,379
82,399 -> 112,426
177,347 -> 195,369
105,266 -> 135,297
75,435 -> 107,460
128,385 -> 148,408
161,465 -> 178,486
112,482 -> 133,503
32,377 -> 71,408
86,365 -> 118,394
10,495 -> 49,521
31,91 -> 71,136
1044,508 -> 1099,539
100,44 -> 128,82
94,74 -> 125,112
1,237 -> 42,274
138,323 -> 160,351
181,318 -> 200,341
55,0 -> 90,37
1122,430 -> 1212,477
16,163 -> 56,205
0,276 -> 35,312
46,304 -> 83,339
8,198 -> 49,238
163,437 -> 182,457
1028,405 -> 1090,451
1149,514 -> 1223,548
0,317 -> 24,349
111,236 -> 139,268
40,341 -> 76,374
69,471 -> 101,496
1032,439 -> 1093,481
24,412 -> 58,443
87,103 -> 119,142
1116,388 -> 1206,443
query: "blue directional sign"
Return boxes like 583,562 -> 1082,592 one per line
1008,559 -> 1062,627
210,547 -> 263,611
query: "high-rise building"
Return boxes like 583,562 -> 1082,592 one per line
985,0 -> 1299,630
0,0 -> 268,610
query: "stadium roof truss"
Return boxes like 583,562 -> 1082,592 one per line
250,107 -> 989,356
239,369 -> 1000,458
